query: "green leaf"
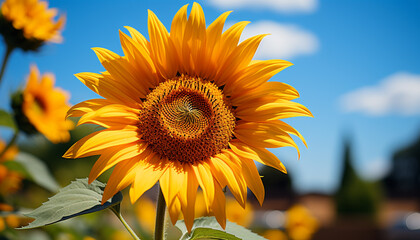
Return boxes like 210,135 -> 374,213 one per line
20,178 -> 123,229
187,228 -> 241,240
0,109 -> 16,130
176,217 -> 267,240
14,152 -> 60,192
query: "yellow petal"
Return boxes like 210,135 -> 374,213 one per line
225,60 -> 292,95
235,99 -> 313,122
229,140 -> 287,173
119,30 -> 158,87
210,154 -> 247,208
210,21 -> 249,81
102,158 -> 139,203
231,81 -> 300,106
192,162 -> 214,213
63,129 -> 140,159
76,104 -> 139,128
216,34 -> 268,87
212,182 -> 226,229
148,9 -> 176,79
202,11 -> 231,79
129,154 -> 169,204
241,158 -> 265,206
170,4 -> 188,71
74,72 -> 137,107
124,26 -> 148,47
167,196 -> 182,226
183,2 -> 206,76
159,162 -> 185,208
234,121 -> 300,155
178,164 -> 199,231
92,47 -> 148,99
67,99 -> 113,118
88,142 -> 148,183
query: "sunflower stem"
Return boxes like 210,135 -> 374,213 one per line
0,128 -> 18,160
0,44 -> 14,88
154,186 -> 167,240
110,204 -> 142,240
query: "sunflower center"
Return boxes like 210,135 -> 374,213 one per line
139,75 -> 236,163
33,96 -> 46,114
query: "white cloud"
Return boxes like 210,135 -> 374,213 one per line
207,0 -> 318,13
340,72 -> 420,116
239,21 -> 319,59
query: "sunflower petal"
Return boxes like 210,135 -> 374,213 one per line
148,9 -> 176,78
216,34 -> 268,86
226,60 -> 292,95
229,140 -> 287,173
76,104 -> 139,128
192,162 -> 214,213
92,47 -> 148,100
234,121 -> 300,155
231,81 -> 300,106
102,158 -> 138,203
178,164 -> 198,231
241,158 -> 265,206
167,196 -> 182,225
235,100 -> 313,122
119,30 -> 158,88
159,162 -> 185,208
88,142 -> 148,183
63,129 -> 140,159
67,99 -> 113,118
210,154 -> 247,208
75,72 -> 136,106
129,153 -> 169,204
212,182 -> 226,229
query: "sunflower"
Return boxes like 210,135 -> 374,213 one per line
286,205 -> 319,240
0,0 -> 65,51
12,65 -> 74,143
64,2 -> 312,231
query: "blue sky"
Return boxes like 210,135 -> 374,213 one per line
0,0 -> 419,194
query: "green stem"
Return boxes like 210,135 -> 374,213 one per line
0,128 -> 18,160
110,205 -> 142,240
0,44 -> 14,88
154,186 -> 166,240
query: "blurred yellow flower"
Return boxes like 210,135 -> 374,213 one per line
0,0 -> 65,51
226,196 -> 254,227
285,205 -> 319,240
264,229 -> 288,240
135,196 -> 156,234
0,139 -> 17,162
0,203 -> 13,211
65,2 -> 311,232
13,65 -> 74,143
0,205 -> 27,229
5,214 -> 19,228
0,165 -> 22,195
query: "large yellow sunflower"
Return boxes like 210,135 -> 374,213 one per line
64,2 -> 312,231
0,0 -> 65,50
14,65 -> 74,143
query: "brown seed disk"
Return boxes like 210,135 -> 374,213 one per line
138,76 -> 236,164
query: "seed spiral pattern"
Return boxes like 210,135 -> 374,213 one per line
138,75 -> 236,163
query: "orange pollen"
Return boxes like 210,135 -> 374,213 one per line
138,76 -> 236,164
